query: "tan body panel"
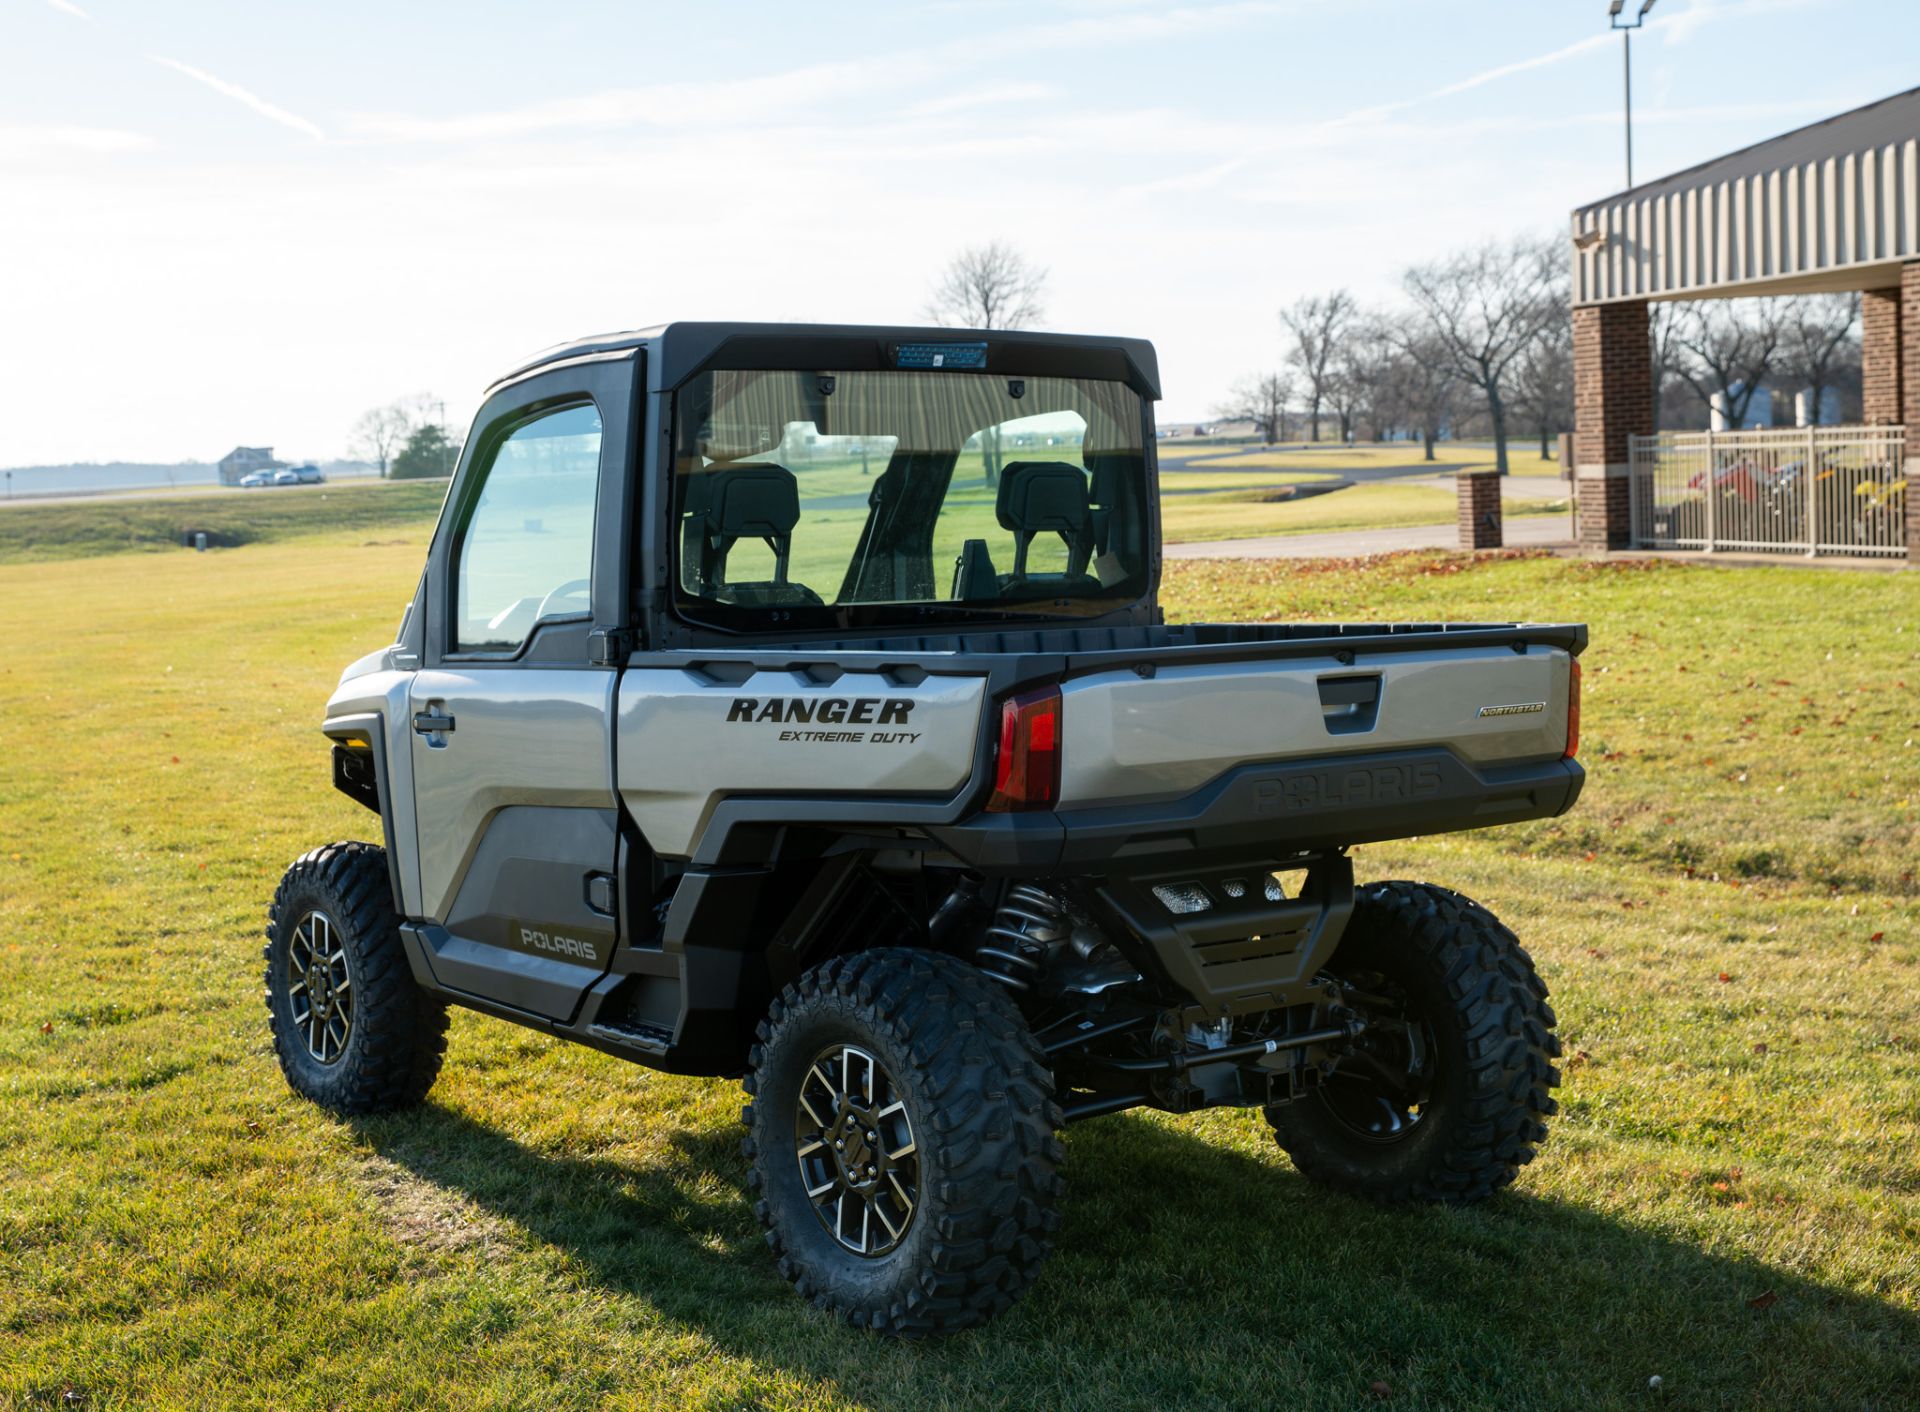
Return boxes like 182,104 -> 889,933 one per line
617,667 -> 988,858
1058,645 -> 1573,807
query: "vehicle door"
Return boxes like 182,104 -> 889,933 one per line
406,355 -> 637,1022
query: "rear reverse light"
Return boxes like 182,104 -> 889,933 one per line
1564,659 -> 1582,760
986,686 -> 1061,812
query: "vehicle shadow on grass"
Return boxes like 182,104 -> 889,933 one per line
360,1100 -> 1918,1410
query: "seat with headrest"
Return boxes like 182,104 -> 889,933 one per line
995,461 -> 1093,580
682,464 -> 821,605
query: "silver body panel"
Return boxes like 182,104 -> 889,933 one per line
1058,646 -> 1573,807
407,667 -> 617,921
324,658 -> 424,915
616,666 -> 987,858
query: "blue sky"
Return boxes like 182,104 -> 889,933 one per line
2,0 -> 1915,465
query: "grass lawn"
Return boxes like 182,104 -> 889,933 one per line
0,479 -> 448,564
3,512 -> 1917,1409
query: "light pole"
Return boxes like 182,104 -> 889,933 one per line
1609,0 -> 1657,189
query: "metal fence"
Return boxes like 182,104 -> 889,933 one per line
1629,426 -> 1907,558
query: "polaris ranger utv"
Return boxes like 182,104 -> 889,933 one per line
269,323 -> 1580,1336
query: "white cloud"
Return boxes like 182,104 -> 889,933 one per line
0,124 -> 153,157
907,83 -> 1059,118
348,2 -> 1286,144
148,56 -> 325,141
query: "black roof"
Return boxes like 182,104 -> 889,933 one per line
1580,84 -> 1920,211
488,321 -> 1162,401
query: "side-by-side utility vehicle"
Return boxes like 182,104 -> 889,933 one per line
268,323 -> 1581,1336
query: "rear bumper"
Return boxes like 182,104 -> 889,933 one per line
928,748 -> 1584,873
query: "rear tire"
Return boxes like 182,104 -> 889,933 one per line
264,841 -> 447,1114
1267,881 -> 1560,1204
743,948 -> 1064,1337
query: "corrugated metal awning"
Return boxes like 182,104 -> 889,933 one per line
1572,86 -> 1920,305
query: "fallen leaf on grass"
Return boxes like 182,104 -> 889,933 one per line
1869,932 -> 1884,942
40,1021 -> 53,1034
1587,948 -> 1606,958
1717,972 -> 1734,983
1367,1381 -> 1392,1401
1753,1042 -> 1768,1056
1746,1291 -> 1779,1311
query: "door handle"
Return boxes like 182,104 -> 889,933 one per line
412,708 -> 456,738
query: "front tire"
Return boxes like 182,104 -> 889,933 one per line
264,841 -> 447,1114
1268,881 -> 1561,1204
743,948 -> 1064,1337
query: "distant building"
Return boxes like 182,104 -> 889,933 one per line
216,446 -> 281,486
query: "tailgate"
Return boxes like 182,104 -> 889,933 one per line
1059,642 -> 1575,808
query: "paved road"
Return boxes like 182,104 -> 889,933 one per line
1164,511 -> 1576,560
1158,444 -> 1569,490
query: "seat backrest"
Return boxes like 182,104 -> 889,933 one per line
995,461 -> 1092,579
683,464 -> 802,591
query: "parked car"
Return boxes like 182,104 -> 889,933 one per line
238,470 -> 275,488
291,464 -> 325,484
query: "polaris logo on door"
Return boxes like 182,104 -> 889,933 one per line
511,921 -> 604,966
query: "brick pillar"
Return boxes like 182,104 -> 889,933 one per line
1457,470 -> 1502,549
1862,286 -> 1903,425
1902,264 -> 1920,563
1572,299 -> 1651,552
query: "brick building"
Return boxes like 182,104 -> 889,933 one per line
1569,86 -> 1919,562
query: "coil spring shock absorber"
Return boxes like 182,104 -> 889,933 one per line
974,884 -> 1065,991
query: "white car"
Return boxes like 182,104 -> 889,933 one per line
272,469 -> 303,486
239,470 -> 275,488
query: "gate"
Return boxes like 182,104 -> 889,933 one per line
1629,426 -> 1907,558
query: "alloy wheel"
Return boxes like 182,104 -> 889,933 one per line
287,909 -> 353,1065
793,1044 -> 919,1256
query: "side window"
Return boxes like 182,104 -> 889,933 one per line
453,403 -> 602,653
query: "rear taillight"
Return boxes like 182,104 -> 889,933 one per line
986,686 -> 1062,812
1564,659 -> 1582,760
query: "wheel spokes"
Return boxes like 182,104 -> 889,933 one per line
794,1042 -> 918,1258
287,910 -> 351,1066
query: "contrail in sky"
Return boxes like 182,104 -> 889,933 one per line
149,55 -> 325,141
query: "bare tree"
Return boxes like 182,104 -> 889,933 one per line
1329,320 -> 1403,443
1403,236 -> 1562,474
1672,299 -> 1787,430
926,241 -> 1046,485
1511,317 -> 1574,462
1376,325 -> 1462,461
1280,290 -> 1356,443
925,241 -> 1047,330
349,403 -> 412,479
1649,302 -> 1684,429
1778,293 -> 1860,426
1216,371 -> 1294,445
